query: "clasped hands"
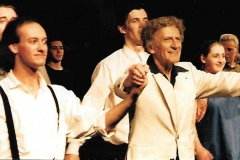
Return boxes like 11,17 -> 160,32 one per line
123,63 -> 149,96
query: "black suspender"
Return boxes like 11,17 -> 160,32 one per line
0,86 -> 19,159
47,85 -> 60,129
0,85 -> 59,159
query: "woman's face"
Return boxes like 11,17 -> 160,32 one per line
201,44 -> 226,74
221,40 -> 238,64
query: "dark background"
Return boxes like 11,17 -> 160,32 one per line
3,0 -> 240,98
2,0 -> 240,158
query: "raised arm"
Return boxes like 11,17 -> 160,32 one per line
105,75 -> 148,132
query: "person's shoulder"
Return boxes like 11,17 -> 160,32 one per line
0,69 -> 8,81
48,84 -> 76,96
175,62 -> 203,74
101,48 -> 123,62
62,68 -> 73,74
175,62 -> 194,69
47,84 -> 81,106
45,64 -> 55,73
96,48 -> 123,68
235,64 -> 240,71
223,64 -> 240,72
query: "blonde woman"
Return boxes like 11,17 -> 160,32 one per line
220,33 -> 240,72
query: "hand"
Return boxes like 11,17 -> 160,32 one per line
195,146 -> 213,160
124,63 -> 149,89
128,73 -> 148,98
64,154 -> 80,160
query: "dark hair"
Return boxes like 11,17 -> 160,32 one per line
1,16 -> 40,46
193,40 -> 222,70
0,46 -> 14,73
0,4 -> 15,10
115,2 -> 147,26
47,36 -> 64,47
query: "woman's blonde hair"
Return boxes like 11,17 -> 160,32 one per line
219,34 -> 239,46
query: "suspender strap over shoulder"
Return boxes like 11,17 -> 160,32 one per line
47,85 -> 60,128
0,85 -> 60,159
0,85 -> 20,159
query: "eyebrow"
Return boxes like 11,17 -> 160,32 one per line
27,37 -> 47,40
10,17 -> 17,21
0,17 -> 7,20
51,45 -> 63,47
28,37 -> 38,40
0,16 -> 17,21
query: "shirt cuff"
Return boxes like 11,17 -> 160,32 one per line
96,108 -> 116,137
65,142 -> 81,155
114,75 -> 129,99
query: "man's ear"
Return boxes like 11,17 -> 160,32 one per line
200,54 -> 206,64
8,44 -> 18,54
146,44 -> 155,54
118,25 -> 126,34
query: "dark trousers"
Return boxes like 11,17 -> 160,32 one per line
79,136 -> 128,160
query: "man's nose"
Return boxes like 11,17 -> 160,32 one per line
171,40 -> 180,49
57,48 -> 61,52
139,20 -> 146,28
38,42 -> 46,52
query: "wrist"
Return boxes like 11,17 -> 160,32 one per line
123,76 -> 132,88
125,94 -> 134,105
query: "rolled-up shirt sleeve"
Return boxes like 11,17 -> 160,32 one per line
114,74 -> 129,99
63,99 -> 115,154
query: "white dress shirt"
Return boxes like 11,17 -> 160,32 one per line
82,45 -> 149,144
0,70 -> 110,159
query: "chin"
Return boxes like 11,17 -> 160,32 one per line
39,60 -> 46,65
172,58 -> 180,63
39,62 -> 46,66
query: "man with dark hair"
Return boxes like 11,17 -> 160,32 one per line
0,3 -> 51,84
0,17 -> 146,159
0,4 -> 17,79
46,37 -> 75,91
80,1 -> 149,159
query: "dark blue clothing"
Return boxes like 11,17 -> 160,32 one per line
196,97 -> 240,160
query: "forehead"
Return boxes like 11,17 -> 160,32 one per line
126,9 -> 147,20
17,22 -> 46,39
50,41 -> 63,46
209,44 -> 225,53
0,7 -> 17,18
154,26 -> 180,38
221,40 -> 236,47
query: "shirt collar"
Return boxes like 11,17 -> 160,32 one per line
147,55 -> 188,86
224,63 -> 240,69
6,70 -> 48,91
122,45 -> 149,63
